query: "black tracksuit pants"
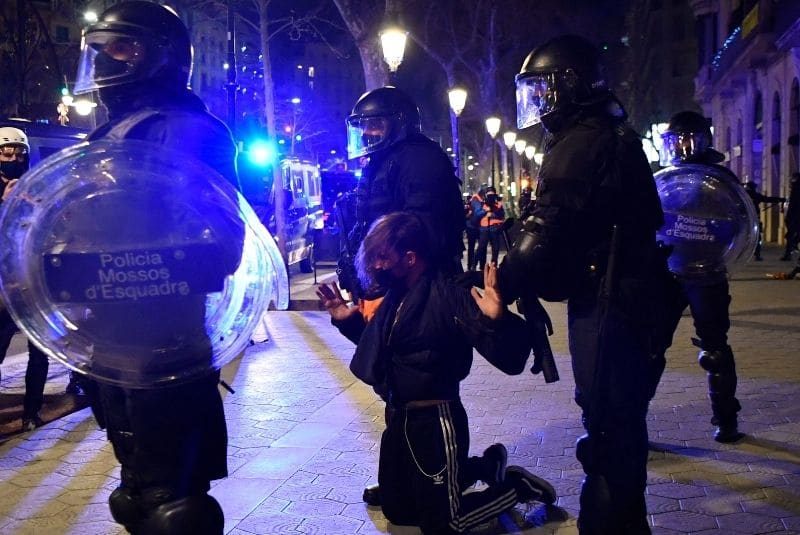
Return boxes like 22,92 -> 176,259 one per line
379,400 -> 522,534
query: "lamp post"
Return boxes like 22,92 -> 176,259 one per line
514,139 -> 527,179
380,26 -> 407,81
225,0 -> 237,135
448,87 -> 467,191
485,116 -> 500,187
524,145 -> 537,190
502,131 -> 517,210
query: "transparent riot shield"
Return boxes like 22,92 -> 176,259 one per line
654,163 -> 758,278
0,140 -> 288,388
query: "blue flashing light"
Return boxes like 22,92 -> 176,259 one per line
247,139 -> 277,167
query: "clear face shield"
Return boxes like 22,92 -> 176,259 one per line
74,31 -> 148,94
660,131 -> 710,166
515,73 -> 561,129
346,116 -> 391,160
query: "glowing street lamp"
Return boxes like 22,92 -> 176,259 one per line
485,117 -> 501,187
73,99 -> 97,116
380,27 -> 407,73
448,88 -> 467,116
524,145 -> 536,160
514,139 -> 527,186
448,87 -> 467,187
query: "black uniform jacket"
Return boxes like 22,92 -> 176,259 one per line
357,133 -> 465,268
334,273 -> 532,406
527,111 -> 664,300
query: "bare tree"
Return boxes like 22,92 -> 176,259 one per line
330,0 -> 400,89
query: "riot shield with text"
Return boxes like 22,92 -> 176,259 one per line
654,163 -> 758,278
0,140 -> 288,388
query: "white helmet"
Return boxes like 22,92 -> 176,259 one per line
0,127 -> 29,151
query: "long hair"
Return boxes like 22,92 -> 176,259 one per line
355,212 -> 431,290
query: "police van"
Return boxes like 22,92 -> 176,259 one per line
0,119 -> 88,166
238,156 -> 322,273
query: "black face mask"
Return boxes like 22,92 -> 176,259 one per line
0,160 -> 29,179
373,269 -> 396,290
486,193 -> 498,203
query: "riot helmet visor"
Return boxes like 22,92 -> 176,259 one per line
515,72 -> 562,129
346,115 -> 393,160
660,131 -> 711,166
74,31 -> 154,94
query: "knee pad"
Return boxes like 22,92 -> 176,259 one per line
109,486 -> 142,529
139,494 -> 224,535
698,347 -> 733,373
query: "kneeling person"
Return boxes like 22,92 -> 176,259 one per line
317,212 -> 555,533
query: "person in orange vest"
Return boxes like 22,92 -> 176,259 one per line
465,185 -> 487,270
475,186 -> 505,268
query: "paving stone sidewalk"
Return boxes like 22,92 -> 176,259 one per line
0,247 -> 799,534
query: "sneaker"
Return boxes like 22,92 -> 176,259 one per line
21,414 -> 44,432
506,465 -> 556,505
362,483 -> 381,506
480,443 -> 508,486
714,422 -> 745,443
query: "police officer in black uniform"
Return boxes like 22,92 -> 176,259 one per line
743,181 -> 785,260
650,111 -> 745,443
338,86 -> 465,299
72,2 -> 238,533
502,35 -> 664,534
337,87 -> 465,506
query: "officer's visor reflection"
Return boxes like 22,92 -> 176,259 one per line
89,36 -> 145,62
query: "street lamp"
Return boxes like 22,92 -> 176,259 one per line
380,27 -> 407,75
524,145 -> 538,187
485,116 -> 500,187
513,139 -> 527,195
448,87 -> 467,189
502,131 -> 517,213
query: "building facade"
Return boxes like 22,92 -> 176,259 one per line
692,0 -> 800,245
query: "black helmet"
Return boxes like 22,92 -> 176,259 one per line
74,1 -> 192,94
661,110 -> 722,165
515,35 -> 609,130
346,86 -> 422,159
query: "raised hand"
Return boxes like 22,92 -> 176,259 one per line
470,262 -> 504,320
316,282 -> 359,322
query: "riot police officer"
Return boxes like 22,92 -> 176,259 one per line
651,111 -> 749,443
503,35 -> 664,534
337,86 -> 465,506
72,2 -> 238,533
742,181 -> 785,260
338,86 -> 465,299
